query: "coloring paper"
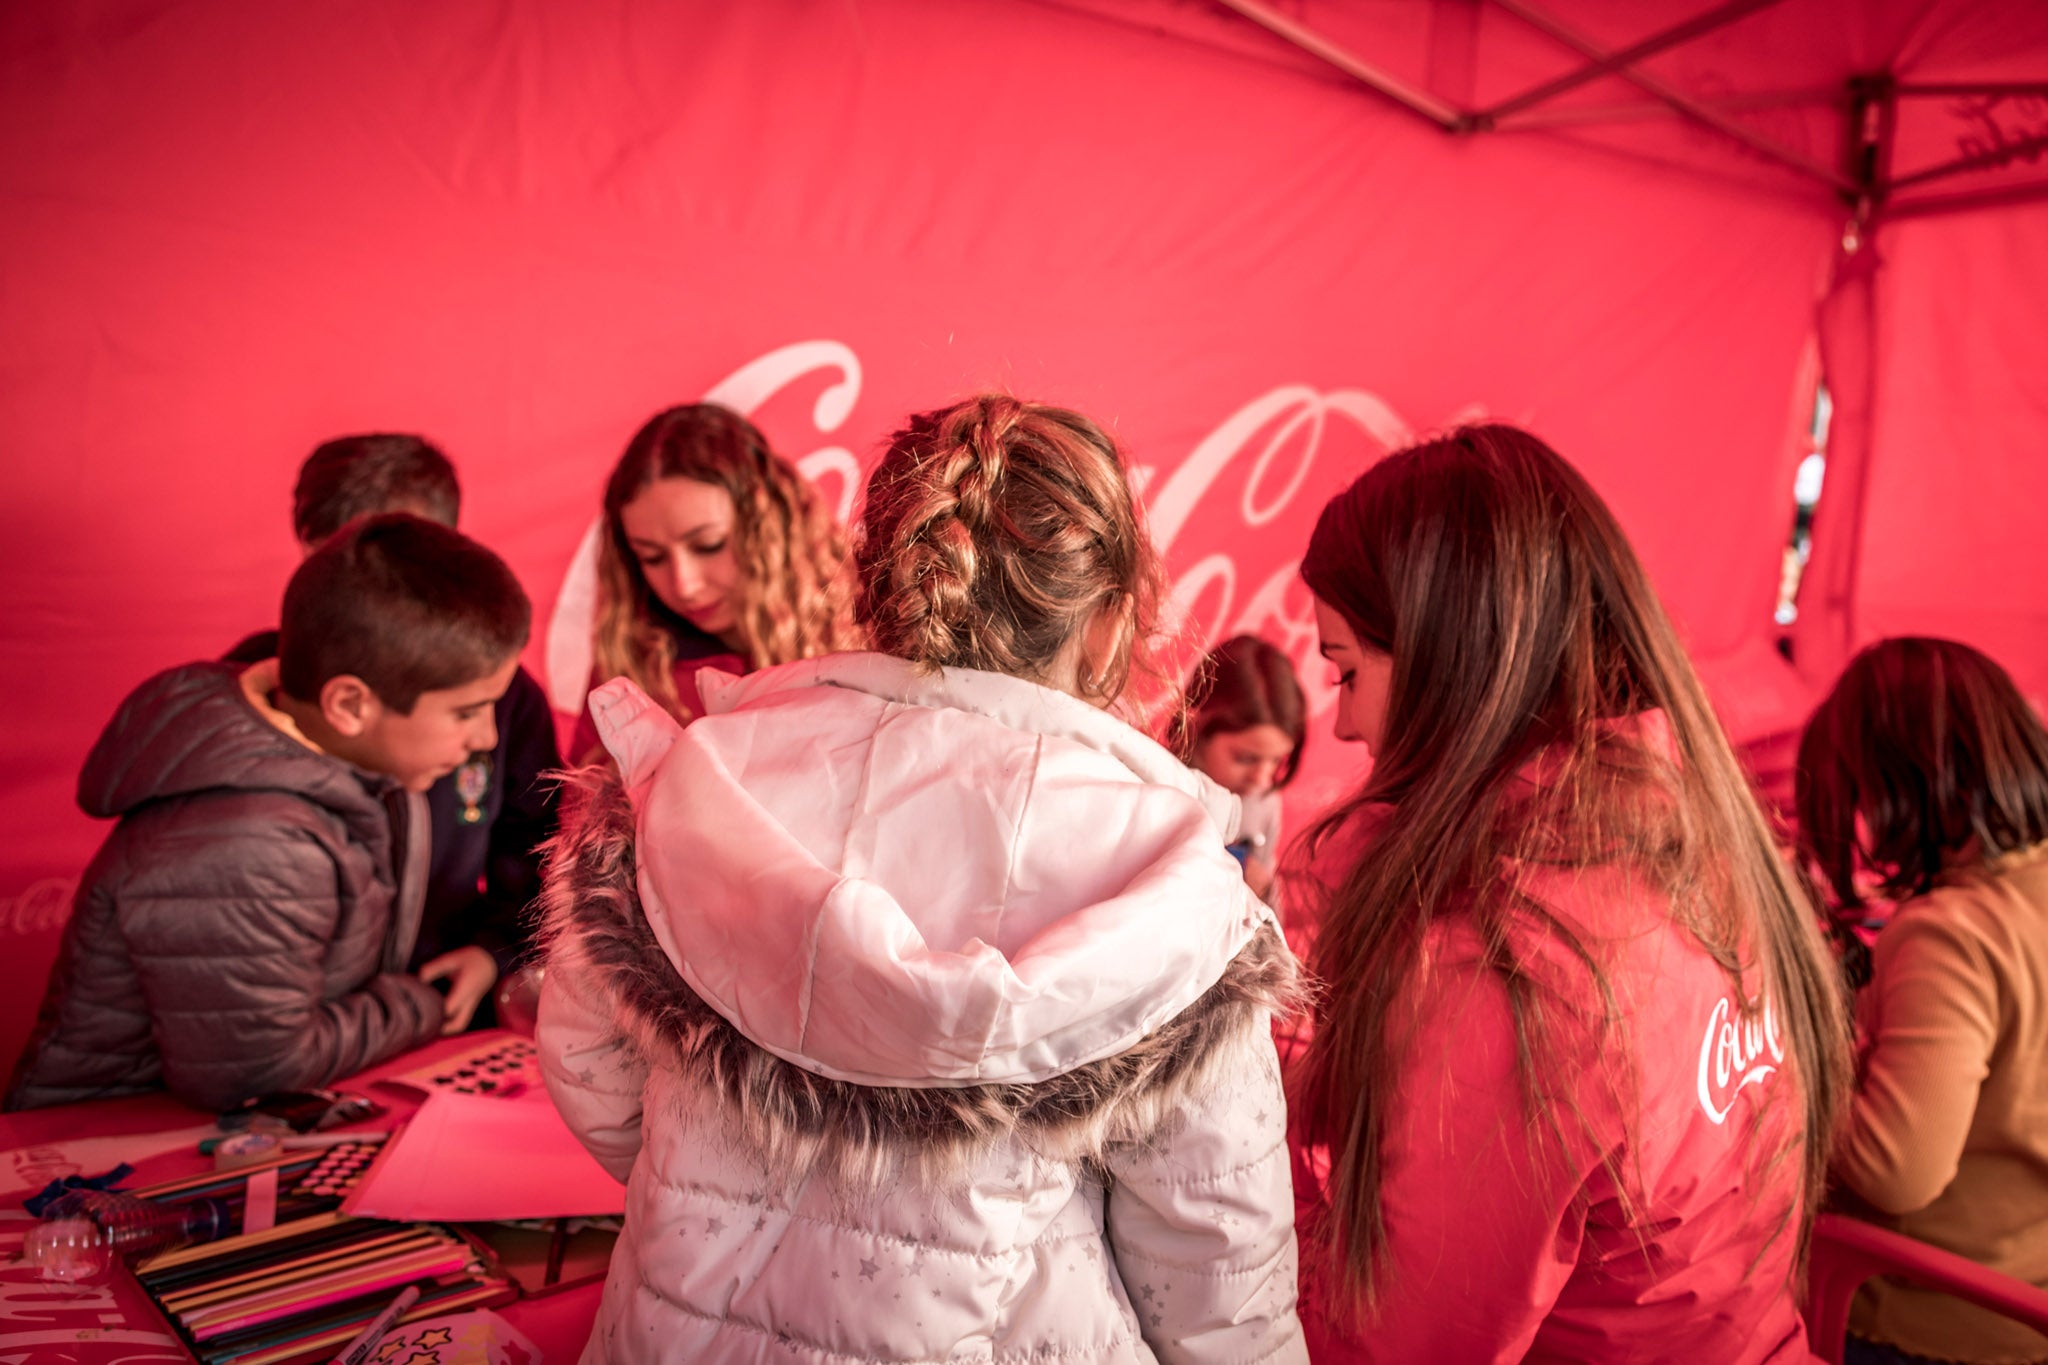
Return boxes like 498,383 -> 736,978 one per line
344,1092 -> 624,1222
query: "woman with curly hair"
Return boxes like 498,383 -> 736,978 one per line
539,394 -> 1305,1360
568,402 -> 859,760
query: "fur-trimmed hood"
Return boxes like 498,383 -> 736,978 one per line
542,653 -> 1298,1179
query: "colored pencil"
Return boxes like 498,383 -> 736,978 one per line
161,1232 -> 446,1312
182,1244 -> 466,1326
187,1247 -> 472,1338
141,1217 -> 386,1290
138,1211 -> 349,1274
205,1277 -> 509,1365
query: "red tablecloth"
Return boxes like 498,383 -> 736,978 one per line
0,1032 -> 603,1363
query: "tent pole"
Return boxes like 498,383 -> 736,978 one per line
1791,77 -> 1894,681
1209,0 -> 1469,132
1471,0 -> 1788,127
1486,0 -> 1854,193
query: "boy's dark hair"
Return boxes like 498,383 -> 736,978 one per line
292,434 -> 460,545
1797,635 -> 2048,909
279,514 -> 530,713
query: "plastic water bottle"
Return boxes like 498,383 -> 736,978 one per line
24,1192 -> 233,1281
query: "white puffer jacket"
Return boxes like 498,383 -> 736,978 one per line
538,654 -> 1305,1363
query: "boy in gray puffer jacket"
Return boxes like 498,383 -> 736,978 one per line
7,513 -> 530,1112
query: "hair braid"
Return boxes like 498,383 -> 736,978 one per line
855,394 -> 1164,703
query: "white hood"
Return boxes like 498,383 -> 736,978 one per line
588,652 -> 1269,1089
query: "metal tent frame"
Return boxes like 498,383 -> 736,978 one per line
1211,0 -> 2048,218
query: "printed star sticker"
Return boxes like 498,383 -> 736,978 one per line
1141,1284 -> 1155,1301
416,1327 -> 454,1348
858,1258 -> 880,1280
705,1216 -> 725,1235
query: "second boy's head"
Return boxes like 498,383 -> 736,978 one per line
278,514 -> 530,791
293,434 -> 460,552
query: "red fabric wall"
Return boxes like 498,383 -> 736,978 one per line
1854,200 -> 2048,697
0,0 -> 1838,1072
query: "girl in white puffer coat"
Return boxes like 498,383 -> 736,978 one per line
538,395 -> 1307,1364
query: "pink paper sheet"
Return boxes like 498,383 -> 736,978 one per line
342,1091 -> 625,1221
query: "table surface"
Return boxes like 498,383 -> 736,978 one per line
0,1031 -> 604,1363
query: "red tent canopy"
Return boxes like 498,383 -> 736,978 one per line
1,0 -> 2044,1067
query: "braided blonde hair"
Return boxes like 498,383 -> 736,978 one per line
854,394 -> 1163,705
595,404 -> 860,721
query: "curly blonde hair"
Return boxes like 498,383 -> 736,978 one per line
594,403 -> 859,721
854,394 -> 1165,706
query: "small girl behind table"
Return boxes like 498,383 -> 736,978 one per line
1289,424 -> 1850,1362
1172,634 -> 1307,901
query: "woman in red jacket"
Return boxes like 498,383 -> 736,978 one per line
1289,424 -> 1851,1362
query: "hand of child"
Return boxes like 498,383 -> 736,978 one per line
417,946 -> 499,1034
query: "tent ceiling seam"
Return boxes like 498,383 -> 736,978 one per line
1486,0 -> 1857,194
1495,87 -> 1841,131
1210,1 -> 2047,211
1469,0 -> 1789,128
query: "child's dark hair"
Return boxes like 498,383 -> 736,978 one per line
854,395 -> 1162,705
278,513 -> 530,712
292,434 -> 460,545
1170,635 -> 1307,789
1797,636 -> 2048,909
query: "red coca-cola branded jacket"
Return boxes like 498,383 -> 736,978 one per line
1293,779 -> 1818,1361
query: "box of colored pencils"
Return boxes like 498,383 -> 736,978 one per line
133,1213 -> 514,1365
124,1154 -> 515,1365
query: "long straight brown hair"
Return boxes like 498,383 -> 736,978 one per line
1293,424 -> 1849,1314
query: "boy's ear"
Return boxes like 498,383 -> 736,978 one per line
317,674 -> 384,737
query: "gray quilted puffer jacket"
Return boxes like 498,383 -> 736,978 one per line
6,662 -> 446,1112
